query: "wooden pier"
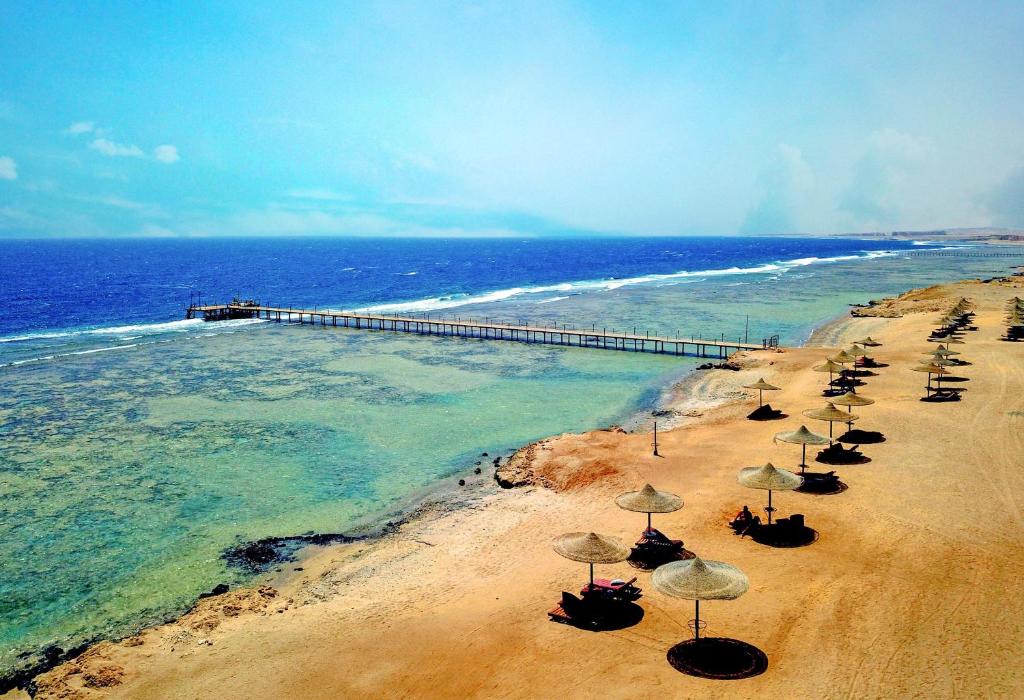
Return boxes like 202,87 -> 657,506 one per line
186,303 -> 779,359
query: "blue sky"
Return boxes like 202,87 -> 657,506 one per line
1,1 -> 1023,238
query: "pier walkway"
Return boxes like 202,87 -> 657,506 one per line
186,303 -> 779,359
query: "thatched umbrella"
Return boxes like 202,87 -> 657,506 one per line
616,484 -> 683,532
742,377 -> 781,407
553,532 -> 629,585
926,347 -> 959,358
829,349 -> 857,365
912,364 -> 949,392
813,359 -> 844,385
774,425 -> 829,471
652,557 -> 748,641
830,391 -> 874,427
737,462 -> 802,524
918,357 -> 956,368
803,402 -> 859,441
857,336 -> 883,347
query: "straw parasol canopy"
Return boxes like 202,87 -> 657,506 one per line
743,377 -> 780,392
803,402 -> 858,440
652,557 -> 749,641
775,424 -> 829,446
775,424 -> 829,469
653,557 -> 749,601
912,364 -> 949,393
926,347 -> 959,357
829,349 -> 857,364
913,364 -> 949,376
830,391 -> 874,408
738,462 -> 802,491
813,359 -> 845,385
847,343 -> 868,357
616,484 -> 683,514
742,377 -> 781,406
857,336 -> 882,347
738,462 -> 802,525
553,531 -> 629,585
553,532 -> 629,564
917,357 -> 956,367
803,402 -> 857,423
616,484 -> 683,531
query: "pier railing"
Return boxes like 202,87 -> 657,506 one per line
186,303 -> 780,359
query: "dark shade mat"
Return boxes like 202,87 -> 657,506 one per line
837,429 -> 886,445
666,637 -> 769,679
796,478 -> 848,495
749,524 -> 818,548
551,601 -> 645,632
747,404 -> 787,421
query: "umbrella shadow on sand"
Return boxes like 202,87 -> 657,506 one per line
796,477 -> 848,495
560,600 -> 646,632
748,523 -> 818,548
837,429 -> 885,445
667,638 -> 769,679
628,547 -> 695,571
815,447 -> 871,465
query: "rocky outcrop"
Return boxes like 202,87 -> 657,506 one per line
495,441 -> 540,488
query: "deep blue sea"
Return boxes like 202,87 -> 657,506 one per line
3,234 -> 1024,684
1,236 -> 916,340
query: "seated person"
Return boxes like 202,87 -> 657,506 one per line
731,506 -> 760,534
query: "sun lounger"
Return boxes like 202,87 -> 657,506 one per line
635,528 -> 683,549
549,591 -> 602,628
581,577 -> 642,602
798,471 -> 841,492
817,442 -> 864,464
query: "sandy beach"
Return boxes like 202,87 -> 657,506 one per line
20,272 -> 1024,699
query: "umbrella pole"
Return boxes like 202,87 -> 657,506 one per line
589,562 -> 594,587
647,512 -> 652,532
801,443 -> 807,469
767,489 -> 773,525
694,599 -> 701,641
758,389 -> 763,407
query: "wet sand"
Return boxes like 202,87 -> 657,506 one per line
24,275 -> 1024,699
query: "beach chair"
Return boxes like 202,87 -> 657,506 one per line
548,592 -> 600,629
799,471 -> 840,491
817,442 -> 864,464
635,528 -> 684,551
581,576 -> 642,602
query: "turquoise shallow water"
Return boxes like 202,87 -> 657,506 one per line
1,245 -> 1023,679
0,321 -> 684,674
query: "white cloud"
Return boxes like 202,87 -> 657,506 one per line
0,156 -> 17,180
89,138 -> 145,158
153,144 -> 180,163
63,121 -> 95,135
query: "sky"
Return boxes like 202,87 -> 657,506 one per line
1,0 -> 1024,238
